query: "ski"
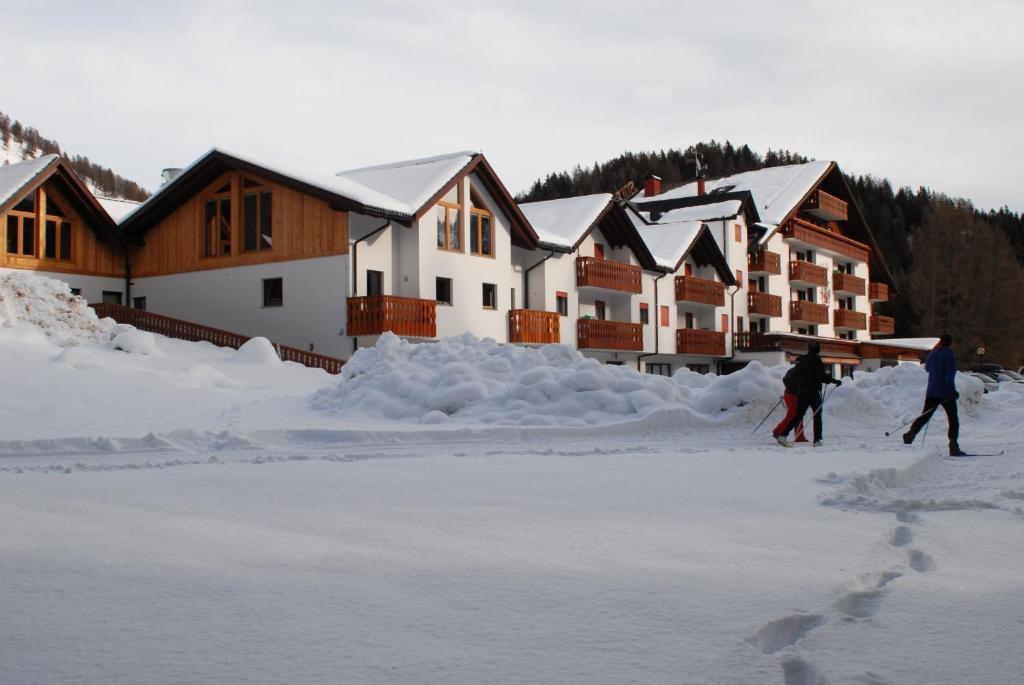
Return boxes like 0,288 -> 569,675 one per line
949,450 -> 1005,457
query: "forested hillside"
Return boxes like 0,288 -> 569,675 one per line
0,110 -> 149,202
519,142 -> 1024,367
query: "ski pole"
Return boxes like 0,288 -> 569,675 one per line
808,383 -> 838,422
752,397 -> 785,435
884,404 -> 940,437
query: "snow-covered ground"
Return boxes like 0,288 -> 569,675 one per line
1,274 -> 1022,684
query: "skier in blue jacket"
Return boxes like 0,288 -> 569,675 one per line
903,334 -> 963,456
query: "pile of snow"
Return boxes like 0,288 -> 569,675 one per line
230,337 -> 283,366
313,333 -> 783,426
112,329 -> 162,356
0,272 -> 114,346
845,362 -> 985,422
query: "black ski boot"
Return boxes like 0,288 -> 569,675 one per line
902,432 -> 914,445
949,445 -> 968,457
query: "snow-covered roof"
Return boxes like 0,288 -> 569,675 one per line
335,151 -> 476,214
120,148 -> 412,224
652,199 -> 743,224
518,193 -> 612,249
879,338 -> 940,351
96,196 -> 142,223
627,210 -> 705,270
0,154 -> 56,208
636,161 -> 833,235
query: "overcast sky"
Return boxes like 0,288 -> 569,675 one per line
2,0 -> 1021,211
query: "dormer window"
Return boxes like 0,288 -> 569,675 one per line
469,189 -> 493,257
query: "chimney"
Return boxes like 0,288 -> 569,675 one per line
161,167 -> 184,185
643,174 -> 661,198
697,178 -> 706,196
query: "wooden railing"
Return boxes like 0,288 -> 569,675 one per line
748,250 -> 781,275
788,259 -> 828,287
735,331 -> 858,356
90,303 -> 345,374
747,291 -> 782,317
832,271 -> 866,296
575,256 -> 643,293
869,282 -> 889,302
734,332 -> 776,351
675,275 -> 726,306
802,189 -> 849,221
347,295 -> 436,338
781,218 -> 869,262
676,329 -> 726,356
577,318 -> 643,351
508,309 -> 560,344
870,315 -> 895,335
833,308 -> 867,330
790,300 -> 829,324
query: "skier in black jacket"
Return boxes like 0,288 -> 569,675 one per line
773,341 -> 842,447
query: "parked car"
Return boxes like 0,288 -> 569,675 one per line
963,371 -> 1000,393
969,363 -> 1024,384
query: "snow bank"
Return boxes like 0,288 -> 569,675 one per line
313,333 -> 784,426
845,362 -> 984,423
230,337 -> 282,366
113,330 -> 162,356
0,272 -> 114,346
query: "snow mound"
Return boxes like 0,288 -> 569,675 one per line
0,272 -> 114,346
312,333 -> 784,426
112,329 -> 162,356
230,337 -> 282,366
848,362 -> 984,421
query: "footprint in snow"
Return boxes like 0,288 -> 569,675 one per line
889,525 -> 913,547
834,571 -> 901,619
895,511 -> 920,524
747,613 -> 826,655
908,548 -> 936,572
780,654 -> 828,685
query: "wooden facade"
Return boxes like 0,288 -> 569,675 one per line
1,178 -> 123,278
130,170 -> 349,277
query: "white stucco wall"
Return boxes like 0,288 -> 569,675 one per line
0,267 -> 126,305
131,255 -> 351,358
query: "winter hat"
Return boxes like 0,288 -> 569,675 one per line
807,341 -> 821,355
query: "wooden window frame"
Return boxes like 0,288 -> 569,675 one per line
482,282 -> 497,310
436,201 -> 462,252
5,189 -> 38,257
555,291 -> 568,316
202,178 -> 234,258
241,176 -> 273,253
639,302 -> 649,325
42,192 -> 73,262
468,188 -> 494,257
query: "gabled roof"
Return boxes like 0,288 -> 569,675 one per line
627,208 -> 737,285
336,151 -> 476,213
0,155 -> 121,246
339,151 -> 539,249
119,148 -> 413,238
96,196 -> 142,223
634,161 -> 832,230
648,198 -> 747,224
519,193 -> 614,250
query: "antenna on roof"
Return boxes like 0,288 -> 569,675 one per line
693,153 -> 706,179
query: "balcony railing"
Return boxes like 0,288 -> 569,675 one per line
833,308 -> 867,330
780,218 -> 869,262
508,309 -> 560,344
676,329 -> 726,356
788,259 -> 828,287
576,256 -> 643,293
577,318 -> 643,351
870,315 -> 895,335
675,275 -> 726,306
748,250 -> 781,275
735,332 -> 858,357
748,291 -> 782,317
347,295 -> 437,337
832,271 -> 866,296
790,300 -> 829,324
869,282 -> 889,302
802,189 -> 849,222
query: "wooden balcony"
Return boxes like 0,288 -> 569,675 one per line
833,308 -> 867,330
748,250 -> 781,275
788,259 -> 827,287
576,256 -> 643,293
508,309 -> 560,344
790,300 -> 829,324
347,295 -> 437,337
869,282 -> 889,302
676,329 -> 726,356
870,315 -> 895,335
832,271 -> 866,296
675,275 -> 726,306
802,189 -> 849,222
577,318 -> 643,351
780,218 -> 869,262
748,291 -> 782,317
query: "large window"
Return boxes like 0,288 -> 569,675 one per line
436,202 -> 461,251
43,195 -> 72,261
242,177 -> 273,252
203,181 -> 232,257
6,192 -> 36,256
469,190 -> 493,257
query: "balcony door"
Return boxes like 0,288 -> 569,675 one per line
595,300 -> 606,320
594,244 -> 605,260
